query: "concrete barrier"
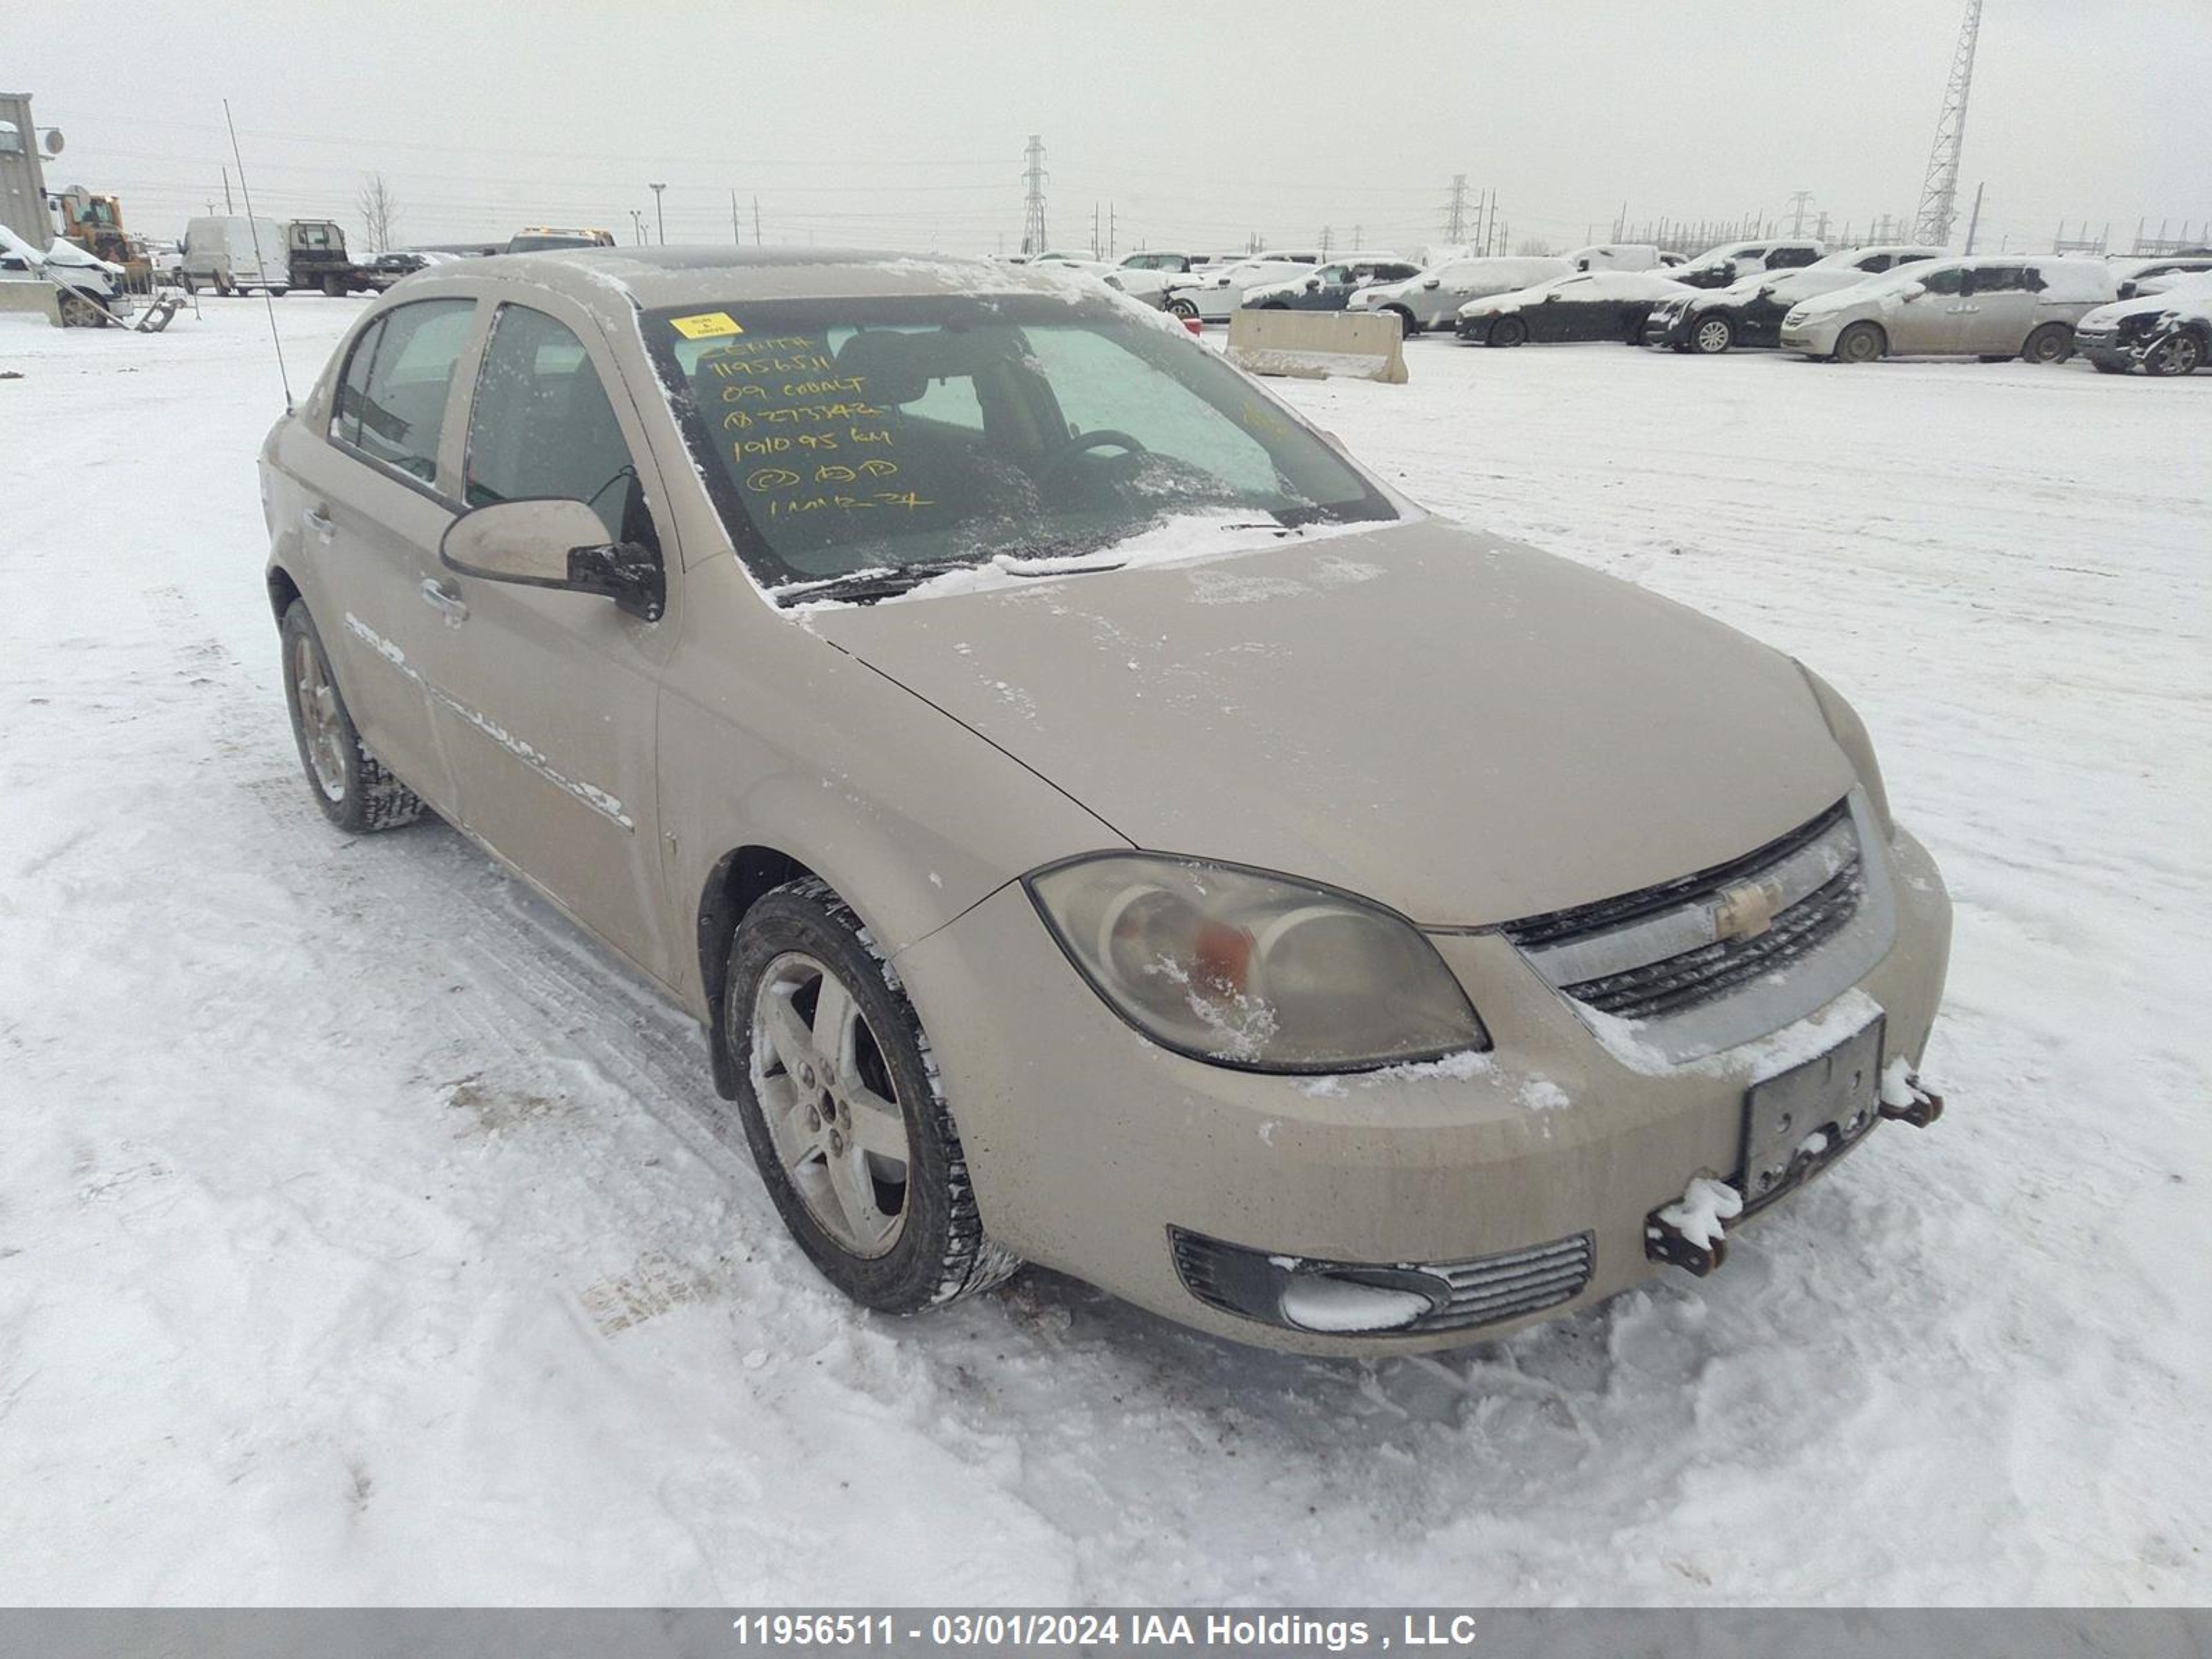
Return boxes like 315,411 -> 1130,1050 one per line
0,281 -> 64,326
1225,308 -> 1408,384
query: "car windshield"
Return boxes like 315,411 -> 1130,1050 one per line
642,294 -> 1396,598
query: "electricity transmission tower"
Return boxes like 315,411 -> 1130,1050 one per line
1444,174 -> 1470,242
1913,0 -> 1983,247
1785,190 -> 1814,236
1020,135 -> 1048,255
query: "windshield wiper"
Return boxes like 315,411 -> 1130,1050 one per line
776,560 -> 977,606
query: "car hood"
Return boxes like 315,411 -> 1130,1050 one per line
806,518 -> 1853,927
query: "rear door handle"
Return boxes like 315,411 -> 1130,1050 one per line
420,577 -> 468,623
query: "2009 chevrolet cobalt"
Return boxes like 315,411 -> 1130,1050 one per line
259,248 -> 1951,1353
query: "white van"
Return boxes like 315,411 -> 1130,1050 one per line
1351,255 -> 1573,333
180,216 -> 290,295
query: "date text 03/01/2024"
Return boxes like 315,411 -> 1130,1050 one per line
727,1611 -> 1487,1651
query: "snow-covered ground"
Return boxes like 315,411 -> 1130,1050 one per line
1,300 -> 2206,1605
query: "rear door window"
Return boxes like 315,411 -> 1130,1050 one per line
337,297 -> 476,487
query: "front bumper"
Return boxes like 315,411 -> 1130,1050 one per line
1642,306 -> 1695,348
2072,328 -> 2137,371
1781,317 -> 1844,357
894,823 -> 1953,1356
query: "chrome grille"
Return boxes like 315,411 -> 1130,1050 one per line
1505,798 -> 1863,1022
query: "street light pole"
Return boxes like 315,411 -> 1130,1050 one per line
650,182 -> 666,245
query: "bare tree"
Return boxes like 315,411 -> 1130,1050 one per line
357,173 -> 401,255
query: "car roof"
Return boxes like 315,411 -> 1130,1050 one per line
399,245 -> 1094,314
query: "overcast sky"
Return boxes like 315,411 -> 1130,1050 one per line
21,0 -> 2212,258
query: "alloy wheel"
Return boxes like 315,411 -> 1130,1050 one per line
2147,333 -> 2202,377
750,951 -> 912,1257
1694,318 -> 1732,354
292,634 -> 347,803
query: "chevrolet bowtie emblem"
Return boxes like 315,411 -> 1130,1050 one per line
1712,877 -> 1785,941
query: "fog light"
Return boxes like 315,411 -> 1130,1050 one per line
1279,1274 -> 1437,1334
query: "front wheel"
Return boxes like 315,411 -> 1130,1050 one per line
1691,315 -> 1734,355
727,879 -> 1018,1315
2021,323 -> 2073,365
323,275 -> 347,297
1385,306 -> 1418,338
1488,315 -> 1528,348
2144,330 -> 2204,377
1834,321 -> 1886,364
57,292 -> 104,328
1166,297 -> 1197,321
279,601 -> 426,833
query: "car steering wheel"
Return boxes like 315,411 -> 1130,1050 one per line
1042,429 -> 1150,479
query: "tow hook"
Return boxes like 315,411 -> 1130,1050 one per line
1644,1175 -> 1743,1277
1878,1063 -> 1944,1129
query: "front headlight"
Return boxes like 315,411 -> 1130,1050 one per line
1797,663 -> 1894,838
1026,854 -> 1488,1072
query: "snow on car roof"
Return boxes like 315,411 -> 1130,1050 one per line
435,245 -> 1087,309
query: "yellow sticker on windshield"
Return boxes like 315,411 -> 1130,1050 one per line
670,312 -> 744,340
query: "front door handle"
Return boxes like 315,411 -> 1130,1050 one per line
420,577 -> 469,624
302,505 -> 335,541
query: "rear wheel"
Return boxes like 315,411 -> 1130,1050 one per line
1488,315 -> 1528,348
727,879 -> 1018,1315
1167,297 -> 1198,321
1834,321 -> 1886,364
2144,330 -> 2204,377
2021,323 -> 2073,364
1691,315 -> 1735,355
279,601 -> 426,834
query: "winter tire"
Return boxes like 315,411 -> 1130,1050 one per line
1386,306 -> 1418,338
1835,321 -> 1886,364
2021,324 -> 2072,365
324,276 -> 346,297
1489,315 -> 1528,348
1167,297 -> 1197,321
2144,332 -> 2203,377
1691,315 -> 1734,355
279,600 -> 426,834
57,292 -> 104,328
727,878 -> 1018,1315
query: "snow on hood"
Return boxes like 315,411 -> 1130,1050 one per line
805,516 -> 1851,926
2082,283 -> 2212,330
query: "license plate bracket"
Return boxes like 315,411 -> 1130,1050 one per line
1736,1015 -> 1884,1213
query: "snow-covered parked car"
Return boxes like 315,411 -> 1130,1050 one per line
2106,254 -> 2212,300
1350,256 -> 1573,335
0,223 -> 133,326
258,247 -> 1951,1355
2072,275 -> 2212,376
1454,269 -> 1690,346
1561,242 -> 1677,272
1671,238 -> 1826,290
1241,256 -> 1421,312
1642,244 -> 1947,354
1780,256 -> 2117,364
1164,250 -> 1329,321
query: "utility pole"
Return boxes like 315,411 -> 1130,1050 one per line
222,166 -> 234,214
1108,202 -> 1116,260
1914,0 -> 1984,246
1352,222 -> 1363,250
628,209 -> 645,245
1090,202 -> 1101,261
753,196 -> 761,243
1020,133 -> 1048,256
650,182 -> 666,245
1318,225 -> 1333,256
1786,190 -> 1813,236
1962,180 -> 1985,253
731,189 -> 742,245
1444,174 -> 1469,243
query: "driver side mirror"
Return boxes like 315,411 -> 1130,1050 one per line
1901,283 -> 1929,300
440,497 -> 664,622
1421,278 -> 1441,290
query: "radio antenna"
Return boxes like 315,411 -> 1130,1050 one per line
223,98 -> 294,411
